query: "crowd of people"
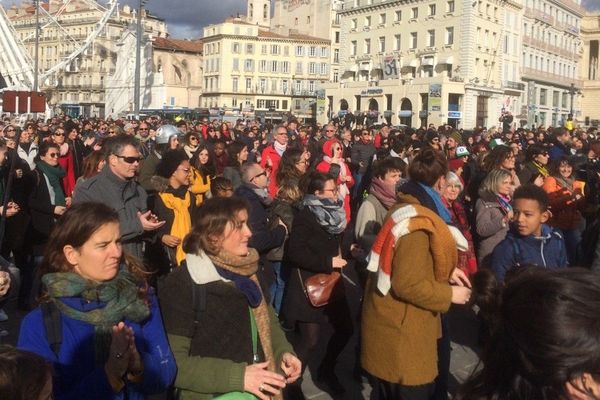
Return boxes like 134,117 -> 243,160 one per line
1,114 -> 600,400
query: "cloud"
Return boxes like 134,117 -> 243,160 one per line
584,0 -> 600,11
121,0 -> 247,38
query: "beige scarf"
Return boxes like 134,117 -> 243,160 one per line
207,249 -> 281,399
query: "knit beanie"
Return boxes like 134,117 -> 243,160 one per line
156,150 -> 188,178
449,130 -> 463,145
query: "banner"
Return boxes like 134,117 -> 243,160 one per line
383,55 -> 399,80
429,84 -> 442,112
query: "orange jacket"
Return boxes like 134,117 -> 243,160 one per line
542,176 -> 585,230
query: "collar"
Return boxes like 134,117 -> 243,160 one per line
186,251 -> 229,284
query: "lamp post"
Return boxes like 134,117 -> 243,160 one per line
568,82 -> 577,116
133,0 -> 147,119
33,0 -> 39,92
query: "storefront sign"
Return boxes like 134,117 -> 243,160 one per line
448,111 -> 462,119
361,87 -> 384,96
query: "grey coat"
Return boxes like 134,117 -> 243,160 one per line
73,165 -> 148,259
475,194 -> 509,268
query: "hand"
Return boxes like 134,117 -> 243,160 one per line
451,286 -> 472,305
244,361 -> 287,400
449,268 -> 471,288
93,143 -> 102,151
161,234 -> 181,248
506,210 -> 514,222
5,202 -> 19,217
0,271 -> 11,297
332,256 -> 347,269
137,210 -> 166,231
277,219 -> 288,235
65,197 -> 72,207
345,175 -> 352,183
127,334 -> 143,376
533,175 -> 545,187
54,206 -> 66,216
14,169 -> 23,179
105,322 -> 133,379
280,353 -> 302,384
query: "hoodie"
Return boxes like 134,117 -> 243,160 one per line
491,224 -> 568,283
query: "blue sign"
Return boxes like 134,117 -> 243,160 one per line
448,111 -> 462,119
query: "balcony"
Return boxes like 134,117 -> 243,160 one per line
524,7 -> 554,25
521,67 -> 583,88
503,80 -> 525,91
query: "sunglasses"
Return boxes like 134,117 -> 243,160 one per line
138,128 -> 148,131
108,131 -> 115,134
251,171 -> 267,181
54,132 -> 64,137
6,128 -> 14,132
190,137 -> 199,141
115,155 -> 143,164
47,152 -> 59,158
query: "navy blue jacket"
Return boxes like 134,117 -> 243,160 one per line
491,224 -> 568,283
18,292 -> 176,400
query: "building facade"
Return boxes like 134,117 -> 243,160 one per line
7,0 -> 167,118
322,0 -> 584,129
520,0 -> 584,128
201,18 -> 331,121
581,13 -> 600,126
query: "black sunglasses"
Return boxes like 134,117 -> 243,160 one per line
114,155 -> 143,164
251,171 -> 267,181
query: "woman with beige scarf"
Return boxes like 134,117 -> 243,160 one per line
159,197 -> 301,400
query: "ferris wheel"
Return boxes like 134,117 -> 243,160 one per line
0,0 -> 118,90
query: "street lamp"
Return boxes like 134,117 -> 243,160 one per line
133,0 -> 148,119
568,82 -> 580,117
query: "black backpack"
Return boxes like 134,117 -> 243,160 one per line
577,216 -> 600,268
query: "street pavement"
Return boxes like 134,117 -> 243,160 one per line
0,271 -> 481,400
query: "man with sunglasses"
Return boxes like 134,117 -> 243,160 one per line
73,135 -> 165,259
135,122 -> 154,159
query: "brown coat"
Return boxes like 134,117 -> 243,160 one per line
361,194 -> 454,386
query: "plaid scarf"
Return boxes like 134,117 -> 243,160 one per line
42,270 -> 149,364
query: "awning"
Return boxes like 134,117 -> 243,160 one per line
421,57 -> 434,66
438,56 -> 454,65
402,58 -> 418,68
359,63 -> 370,72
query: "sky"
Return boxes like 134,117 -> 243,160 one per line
14,0 -> 600,39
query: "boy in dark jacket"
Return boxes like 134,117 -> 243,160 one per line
491,184 -> 568,283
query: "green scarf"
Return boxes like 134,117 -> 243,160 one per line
35,160 -> 66,207
42,269 -> 150,364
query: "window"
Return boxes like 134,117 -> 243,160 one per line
320,63 -> 327,75
244,59 -> 254,72
282,80 -> 289,93
261,45 -> 267,54
271,60 -> 278,72
271,45 -> 280,55
284,46 -> 289,56
445,27 -> 454,45
246,44 -> 254,54
233,58 -> 240,71
296,46 -> 304,56
281,61 -> 290,73
351,41 -> 357,56
379,13 -> 386,25
540,88 -> 547,105
429,4 -> 436,16
334,48 -> 340,63
295,80 -> 302,93
309,62 -> 317,74
364,38 -> 371,53
309,46 -> 317,57
395,10 -> 402,21
552,91 -> 559,107
259,60 -> 267,72
335,32 -> 340,43
394,34 -> 401,50
352,18 -> 358,29
282,100 -> 288,109
428,30 -> 435,47
365,16 -> 371,27
320,47 -> 328,57
447,0 -> 455,12
410,32 -> 417,48
411,7 -> 418,19
232,78 -> 238,92
259,78 -> 267,93
296,61 -> 303,74
308,80 -> 315,92
333,71 -> 339,82
379,36 -> 385,52
246,78 -> 252,91
232,42 -> 240,53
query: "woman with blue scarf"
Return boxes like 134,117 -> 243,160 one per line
361,148 -> 471,400
280,171 -> 353,399
18,202 -> 176,400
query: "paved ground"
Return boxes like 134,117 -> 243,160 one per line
0,267 -> 481,400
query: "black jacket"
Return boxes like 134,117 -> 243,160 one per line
27,169 -> 56,254
280,206 -> 345,324
234,184 -> 286,255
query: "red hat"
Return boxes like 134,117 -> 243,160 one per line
448,157 -> 465,171
322,139 -> 341,158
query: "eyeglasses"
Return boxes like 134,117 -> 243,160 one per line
54,132 -> 64,137
114,155 -> 143,164
108,131 -> 115,134
322,187 -> 339,194
138,128 -> 148,131
296,160 -> 309,165
190,137 -> 199,142
251,171 -> 267,181
46,152 -> 59,158
326,129 -> 335,132
6,128 -> 14,132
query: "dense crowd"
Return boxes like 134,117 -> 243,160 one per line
1,114 -> 600,400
